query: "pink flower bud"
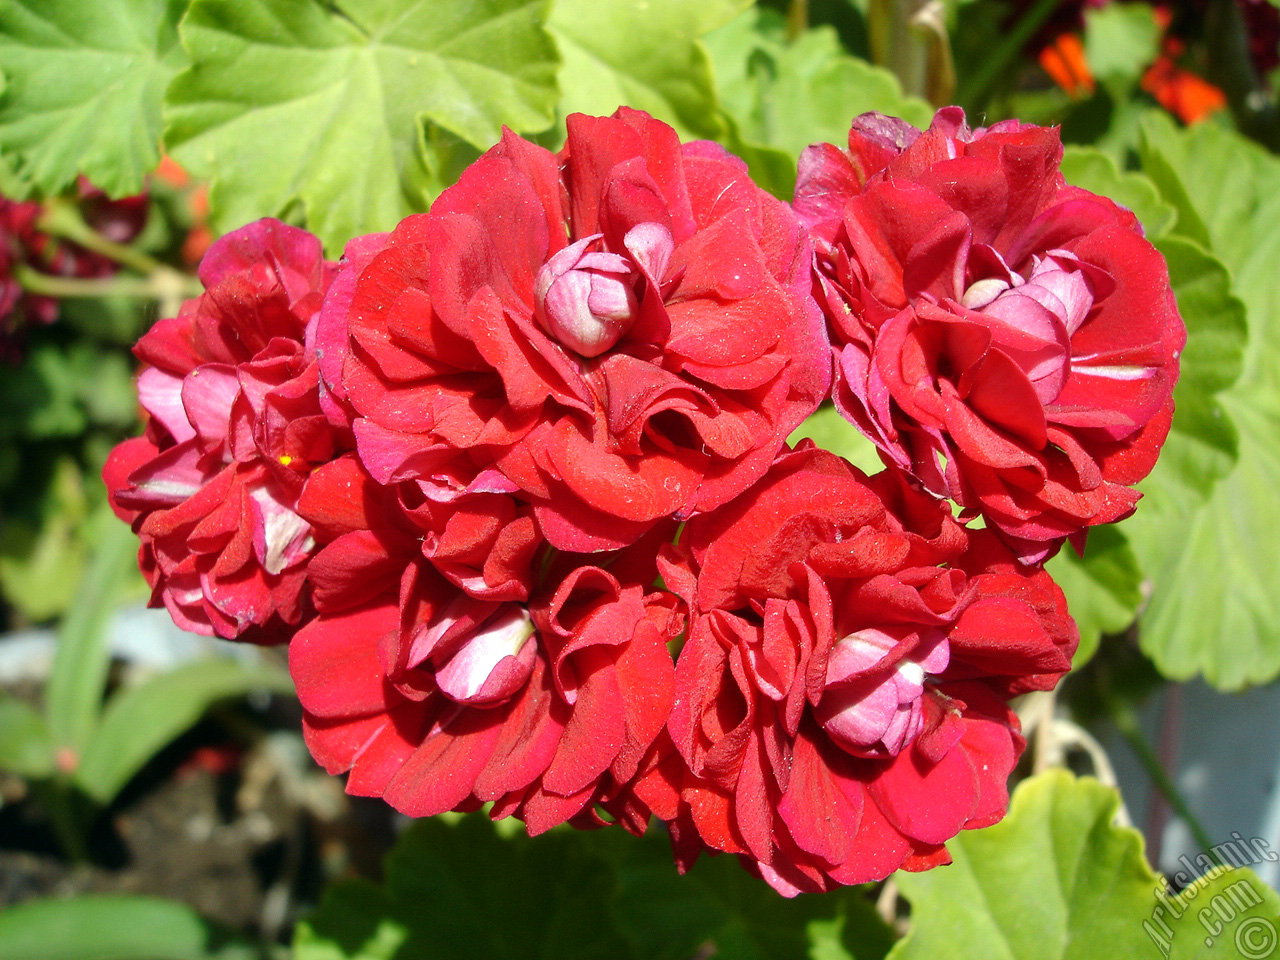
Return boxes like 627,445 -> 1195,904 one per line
535,234 -> 638,357
815,627 -> 949,758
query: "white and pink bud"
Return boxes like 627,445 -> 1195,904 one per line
535,234 -> 638,357
815,627 -> 950,758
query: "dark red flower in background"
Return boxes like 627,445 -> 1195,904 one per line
795,109 -> 1184,561
318,107 -> 831,552
1,180 -> 148,352
650,445 -> 1077,893
103,219 -> 343,643
289,455 -> 682,835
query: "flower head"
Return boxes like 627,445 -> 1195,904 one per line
795,108 -> 1185,561
103,219 -> 343,643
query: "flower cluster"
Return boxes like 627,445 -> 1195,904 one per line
106,106 -> 1183,894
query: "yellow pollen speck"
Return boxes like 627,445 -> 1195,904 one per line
278,455 -> 294,466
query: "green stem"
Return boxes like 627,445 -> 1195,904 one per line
37,200 -> 164,276
786,0 -> 808,43
956,0 -> 1062,111
15,264 -> 201,301
1110,700 -> 1220,865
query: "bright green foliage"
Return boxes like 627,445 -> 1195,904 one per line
1045,528 -> 1143,668
0,0 -> 187,198
1121,113 -> 1280,688
706,8 -> 932,197
0,895 -> 257,960
165,0 -> 560,253
889,771 -> 1280,960
548,0 -> 746,140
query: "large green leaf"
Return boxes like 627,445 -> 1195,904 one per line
0,895 -> 256,960
889,771 -> 1280,960
705,9 -> 932,197
295,815 -> 632,960
75,657 -> 294,804
165,0 -> 560,253
0,0 -> 186,197
600,830 -> 895,960
547,0 -> 746,140
1122,113 -> 1280,688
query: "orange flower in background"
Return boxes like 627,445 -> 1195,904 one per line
1141,55 -> 1228,123
1039,33 -> 1095,98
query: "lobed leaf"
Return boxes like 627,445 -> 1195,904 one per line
0,0 -> 186,198
546,0 -> 746,141
165,0 -> 560,253
705,9 -> 932,197
1123,113 -> 1280,688
889,771 -> 1280,960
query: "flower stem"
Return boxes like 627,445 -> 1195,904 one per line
1109,698 -> 1221,866
37,199 -> 165,277
15,264 -> 201,302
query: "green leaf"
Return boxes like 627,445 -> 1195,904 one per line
1044,527 -> 1142,668
0,693 -> 54,779
0,0 -> 186,198
889,770 -> 1280,960
1083,2 -> 1160,83
1123,113 -> 1280,688
0,894 -> 257,960
75,657 -> 294,804
600,829 -> 895,960
166,0 -> 560,253
547,0 -> 746,140
1059,145 -> 1177,239
44,513 -> 147,757
295,815 -> 633,960
705,9 -> 933,197
788,403 -> 886,477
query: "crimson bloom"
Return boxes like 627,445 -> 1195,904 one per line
651,446 -> 1077,894
795,109 -> 1184,561
290,455 -> 682,835
103,219 -> 342,643
318,107 -> 830,552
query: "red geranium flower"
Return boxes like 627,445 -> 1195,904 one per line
651,446 -> 1077,893
103,219 -> 343,643
290,455 -> 682,835
318,107 -> 830,551
795,109 -> 1184,561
